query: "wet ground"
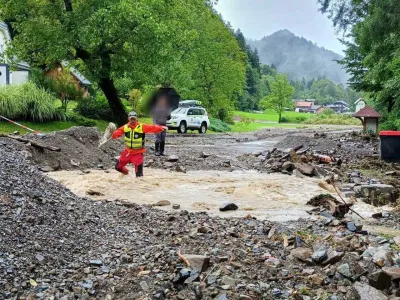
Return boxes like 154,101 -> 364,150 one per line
49,168 -> 331,221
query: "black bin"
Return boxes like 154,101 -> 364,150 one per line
380,131 -> 400,161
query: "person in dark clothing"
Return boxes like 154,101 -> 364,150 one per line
152,96 -> 171,156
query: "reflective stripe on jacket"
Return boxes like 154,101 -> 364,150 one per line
123,124 -> 145,149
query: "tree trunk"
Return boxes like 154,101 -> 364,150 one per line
98,77 -> 127,126
278,111 -> 282,124
388,95 -> 395,113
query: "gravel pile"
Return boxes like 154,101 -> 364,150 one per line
2,136 -> 400,299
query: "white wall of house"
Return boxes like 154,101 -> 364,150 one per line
366,118 -> 377,133
356,100 -> 366,113
0,65 -> 8,86
10,71 -> 29,85
0,22 -> 29,86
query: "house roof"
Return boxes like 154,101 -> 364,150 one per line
295,101 -> 313,108
353,106 -> 381,118
61,62 -> 91,86
333,100 -> 349,106
310,105 -> 321,110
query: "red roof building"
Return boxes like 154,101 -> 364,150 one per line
352,106 -> 381,134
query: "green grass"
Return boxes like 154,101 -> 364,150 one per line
230,122 -> 308,132
234,110 -> 313,123
0,116 -> 154,135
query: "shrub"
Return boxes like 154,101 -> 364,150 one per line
0,82 -> 64,122
67,113 -> 96,127
209,117 -> 232,132
303,113 -> 360,125
75,96 -> 114,121
280,115 -> 308,123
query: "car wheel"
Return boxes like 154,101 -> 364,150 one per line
178,121 -> 187,134
199,123 -> 207,134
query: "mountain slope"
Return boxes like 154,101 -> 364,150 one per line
248,30 -> 349,85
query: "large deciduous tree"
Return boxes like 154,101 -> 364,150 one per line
182,11 -> 246,120
259,74 -> 294,123
318,0 -> 400,114
0,0 -> 210,125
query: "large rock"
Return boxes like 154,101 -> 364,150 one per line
282,161 -> 295,172
354,184 -> 396,206
348,282 -> 388,300
337,263 -> 352,278
291,247 -> 312,263
185,255 -> 210,273
219,203 -> 239,212
372,250 -> 393,267
222,275 -> 236,287
167,155 -> 179,162
321,250 -> 344,266
295,163 -> 315,176
382,267 -> 400,280
368,270 -> 392,291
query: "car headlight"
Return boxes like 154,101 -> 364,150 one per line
172,116 -> 179,120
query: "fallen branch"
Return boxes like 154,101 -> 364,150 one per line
331,179 -> 365,220
0,134 -> 61,152
202,265 -> 217,283
177,249 -> 190,268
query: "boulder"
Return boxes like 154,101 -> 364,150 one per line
168,155 -> 179,162
294,169 -> 306,178
219,203 -> 239,212
354,184 -> 396,206
295,163 -> 315,176
291,247 -> 312,263
382,267 -> 400,280
337,263 -> 352,278
185,255 -> 210,273
222,275 -> 236,287
311,250 -> 328,263
368,270 -> 392,291
348,282 -> 388,300
282,161 -> 295,172
372,250 -> 393,267
322,249 -> 344,266
154,200 -> 171,207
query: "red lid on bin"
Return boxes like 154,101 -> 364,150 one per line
380,131 -> 400,136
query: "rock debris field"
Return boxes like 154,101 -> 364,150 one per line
2,126 -> 400,300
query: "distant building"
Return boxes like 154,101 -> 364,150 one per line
309,104 -> 322,114
0,21 -> 91,91
45,62 -> 91,96
326,100 -> 350,113
0,22 -> 29,85
293,99 -> 315,112
355,98 -> 366,113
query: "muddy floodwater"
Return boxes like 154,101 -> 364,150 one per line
48,168 -> 355,221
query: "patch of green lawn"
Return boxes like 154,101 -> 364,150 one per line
234,110 -> 313,123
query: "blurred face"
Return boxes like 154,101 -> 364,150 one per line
128,117 -> 137,125
157,96 -> 168,108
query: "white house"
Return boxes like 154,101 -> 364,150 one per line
0,21 -> 91,88
0,22 -> 30,86
355,98 -> 366,113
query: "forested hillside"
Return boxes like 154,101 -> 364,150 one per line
248,29 -> 349,85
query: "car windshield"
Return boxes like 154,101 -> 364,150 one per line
172,108 -> 187,114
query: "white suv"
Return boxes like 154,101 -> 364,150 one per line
167,101 -> 210,134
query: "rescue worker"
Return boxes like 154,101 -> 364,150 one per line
112,111 -> 167,177
152,95 -> 171,156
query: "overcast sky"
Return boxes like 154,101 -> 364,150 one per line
214,0 -> 344,55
